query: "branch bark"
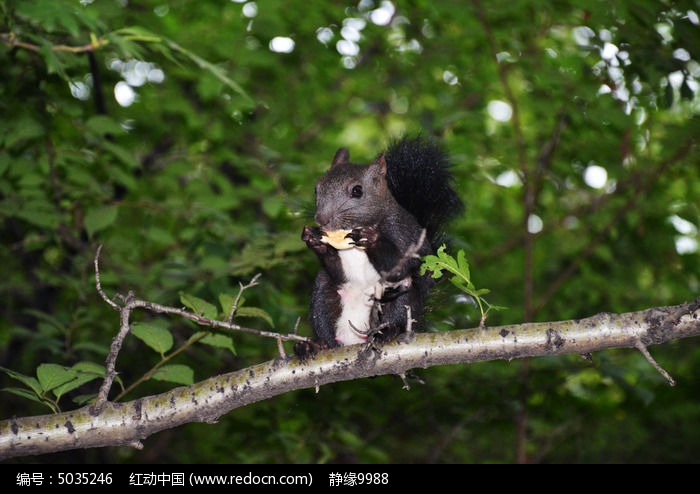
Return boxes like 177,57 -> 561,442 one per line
1,298 -> 698,460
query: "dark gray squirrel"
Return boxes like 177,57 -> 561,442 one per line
294,135 -> 463,359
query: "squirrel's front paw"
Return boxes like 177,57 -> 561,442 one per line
302,226 -> 328,253
348,225 -> 379,249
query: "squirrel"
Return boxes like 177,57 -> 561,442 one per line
294,135 -> 463,358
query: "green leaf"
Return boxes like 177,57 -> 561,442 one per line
198,332 -> 236,355
3,117 -> 44,148
102,141 -> 139,169
52,372 -> 102,400
2,387 -> 47,404
132,322 -> 174,355
73,341 -> 110,356
71,361 -> 106,377
262,196 -> 285,218
39,43 -> 69,80
36,363 -> 77,393
14,202 -> 62,229
0,151 -> 10,177
164,38 -> 254,105
86,115 -> 126,137
111,26 -> 163,44
456,250 -> 471,281
109,26 -> 252,106
22,309 -> 65,332
420,245 -> 501,321
0,366 -> 43,395
152,364 -> 194,385
72,394 -> 98,406
50,361 -> 105,400
180,293 -> 218,319
218,293 -> 237,317
217,294 -> 273,327
84,205 -> 119,238
145,226 -> 177,247
109,166 -> 138,192
236,306 -> 274,328
16,1 -> 82,35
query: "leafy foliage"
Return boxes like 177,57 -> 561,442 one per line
0,0 -> 699,463
421,245 -> 503,322
1,362 -> 105,413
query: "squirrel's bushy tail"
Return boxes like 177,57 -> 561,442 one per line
384,135 -> 464,247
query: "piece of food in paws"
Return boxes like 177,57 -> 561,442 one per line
320,229 -> 356,250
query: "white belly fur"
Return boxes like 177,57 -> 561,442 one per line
335,248 -> 381,345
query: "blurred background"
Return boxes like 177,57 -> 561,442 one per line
1,0 -> 698,463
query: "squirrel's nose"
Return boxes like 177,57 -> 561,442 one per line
314,211 -> 330,228
314,214 -> 328,226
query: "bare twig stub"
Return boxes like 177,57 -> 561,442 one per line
634,340 -> 675,386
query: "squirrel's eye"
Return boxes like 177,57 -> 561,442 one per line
350,185 -> 363,198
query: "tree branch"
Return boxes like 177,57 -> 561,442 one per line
91,247 -> 309,412
0,33 -> 109,53
1,298 -> 698,460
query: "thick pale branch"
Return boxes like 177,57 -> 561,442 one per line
1,299 -> 698,460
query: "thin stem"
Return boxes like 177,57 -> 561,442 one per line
0,33 -> 109,53
94,245 -> 120,311
115,332 -> 209,401
227,273 -> 262,324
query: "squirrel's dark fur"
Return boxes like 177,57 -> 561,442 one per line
295,135 -> 463,358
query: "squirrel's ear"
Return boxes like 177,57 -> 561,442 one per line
331,148 -> 350,167
373,153 -> 387,177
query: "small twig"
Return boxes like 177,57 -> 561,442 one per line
635,340 -> 676,386
404,305 -> 414,338
370,229 -> 427,329
275,337 -> 286,359
0,33 -> 109,53
136,298 -> 308,342
92,291 -> 136,414
227,273 -> 262,324
380,229 -> 427,285
94,245 -> 120,311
